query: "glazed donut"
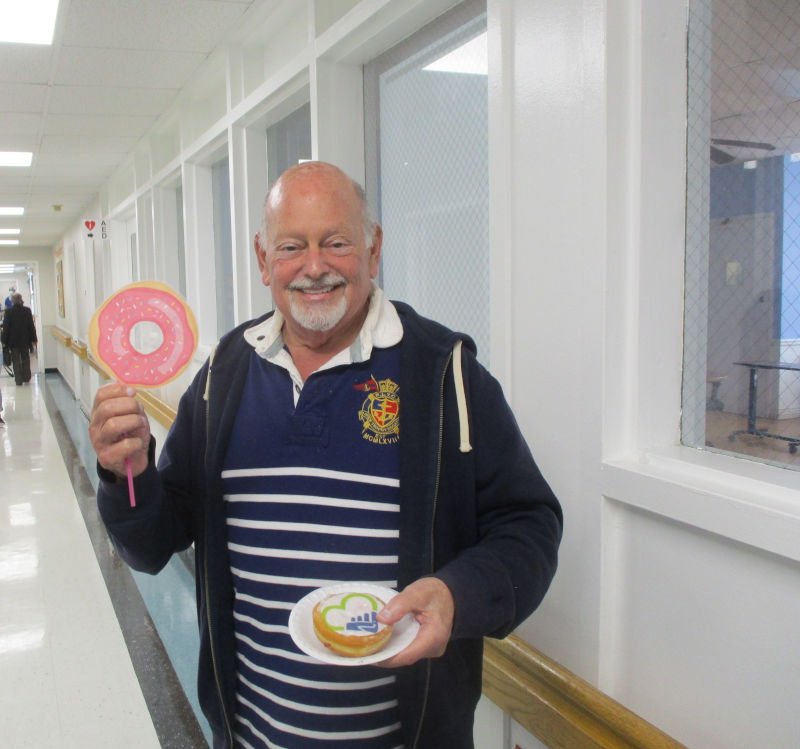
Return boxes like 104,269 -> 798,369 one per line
89,281 -> 198,387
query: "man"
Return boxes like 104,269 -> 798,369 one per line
1,292 -> 37,386
89,162 -> 562,748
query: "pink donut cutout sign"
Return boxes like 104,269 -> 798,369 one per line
89,281 -> 198,387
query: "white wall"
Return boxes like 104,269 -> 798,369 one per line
49,1 -> 800,748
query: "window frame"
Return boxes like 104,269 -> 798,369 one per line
602,0 -> 800,567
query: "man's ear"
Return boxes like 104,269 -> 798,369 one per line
369,224 -> 383,278
254,233 -> 270,286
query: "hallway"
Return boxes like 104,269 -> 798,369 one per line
0,371 -> 209,748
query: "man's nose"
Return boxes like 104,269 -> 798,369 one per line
303,244 -> 328,275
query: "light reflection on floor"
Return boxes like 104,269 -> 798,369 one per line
40,371 -> 210,748
0,371 -> 161,747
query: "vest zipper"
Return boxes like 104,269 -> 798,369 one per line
204,543 -> 233,746
203,354 -> 234,747
411,346 -> 452,748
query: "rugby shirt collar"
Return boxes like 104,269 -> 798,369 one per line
243,284 -> 403,375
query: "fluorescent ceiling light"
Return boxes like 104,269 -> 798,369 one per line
0,152 -> 33,167
0,207 -> 24,216
0,228 -> 21,235
0,240 -> 20,246
0,0 -> 60,45
424,32 -> 487,75
0,264 -> 16,271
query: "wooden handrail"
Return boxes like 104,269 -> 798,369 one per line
134,389 -> 177,429
70,339 -> 88,359
51,326 -> 72,347
53,334 -> 686,749
483,636 -> 687,748
51,328 -> 177,429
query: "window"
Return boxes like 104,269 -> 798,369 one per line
128,219 -> 138,282
267,102 -> 312,185
212,156 -> 234,336
175,184 -> 187,298
683,0 -> 800,468
365,1 -> 489,363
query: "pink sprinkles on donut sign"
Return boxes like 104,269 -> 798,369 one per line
89,282 -> 198,388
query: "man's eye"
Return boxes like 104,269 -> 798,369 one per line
327,241 -> 351,254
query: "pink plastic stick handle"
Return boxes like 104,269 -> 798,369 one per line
125,456 -> 136,508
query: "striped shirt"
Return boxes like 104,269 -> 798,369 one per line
222,348 -> 403,748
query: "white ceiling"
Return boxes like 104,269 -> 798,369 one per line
0,0 -> 257,248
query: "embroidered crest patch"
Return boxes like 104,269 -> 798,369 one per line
356,376 -> 400,445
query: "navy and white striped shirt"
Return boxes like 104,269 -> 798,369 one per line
222,348 -> 403,748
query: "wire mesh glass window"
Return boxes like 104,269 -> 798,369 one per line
175,184 -> 187,299
267,102 -> 311,186
684,0 -> 800,468
365,0 -> 489,364
212,156 -> 234,337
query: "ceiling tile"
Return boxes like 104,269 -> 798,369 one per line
32,152 -> 125,174
40,134 -> 141,154
0,176 -> 34,191
0,46 -> 54,85
0,84 -> 49,113
47,85 -> 178,116
0,113 -> 44,134
61,0 -> 255,52
0,135 -> 39,150
54,47 -> 207,88
43,113 -> 154,137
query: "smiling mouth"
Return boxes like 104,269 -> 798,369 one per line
297,286 -> 337,294
291,282 -> 345,295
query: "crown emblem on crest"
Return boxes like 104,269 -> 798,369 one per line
377,378 -> 398,395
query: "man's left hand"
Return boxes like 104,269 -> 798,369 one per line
376,577 -> 454,667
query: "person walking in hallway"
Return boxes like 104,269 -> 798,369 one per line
89,161 -> 563,748
1,293 -> 37,386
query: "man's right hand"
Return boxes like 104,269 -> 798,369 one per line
89,382 -> 151,479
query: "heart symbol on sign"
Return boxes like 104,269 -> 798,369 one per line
85,220 -> 96,231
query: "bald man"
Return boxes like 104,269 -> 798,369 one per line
90,162 -> 562,749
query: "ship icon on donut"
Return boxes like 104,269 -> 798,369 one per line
88,281 -> 198,387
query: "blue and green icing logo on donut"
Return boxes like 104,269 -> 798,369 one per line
322,593 -> 382,634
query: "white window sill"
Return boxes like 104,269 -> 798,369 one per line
602,445 -> 800,563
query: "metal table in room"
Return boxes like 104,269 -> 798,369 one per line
729,361 -> 800,453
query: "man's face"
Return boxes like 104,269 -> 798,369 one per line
255,166 -> 382,350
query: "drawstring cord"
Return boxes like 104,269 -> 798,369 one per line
453,340 -> 472,453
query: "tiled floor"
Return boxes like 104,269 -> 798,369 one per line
0,371 -> 209,748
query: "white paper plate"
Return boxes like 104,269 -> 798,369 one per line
288,583 -> 420,666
